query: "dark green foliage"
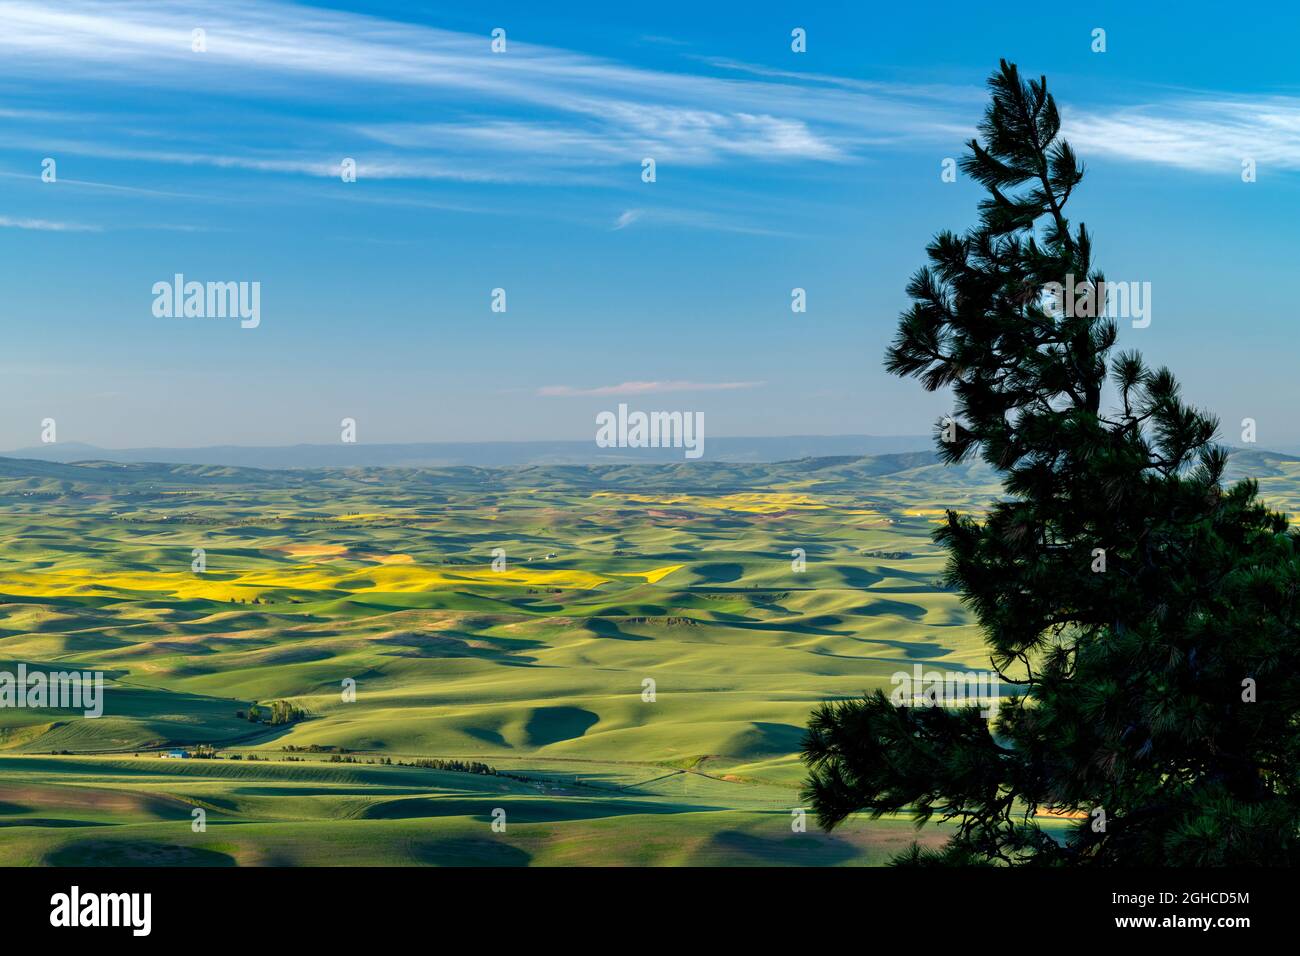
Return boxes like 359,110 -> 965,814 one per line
399,758 -> 498,775
802,60 -> 1300,865
245,699 -> 306,726
266,699 -> 306,725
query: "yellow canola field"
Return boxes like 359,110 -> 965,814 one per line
607,565 -> 684,584
0,562 -> 684,601
591,492 -> 854,514
277,544 -> 348,557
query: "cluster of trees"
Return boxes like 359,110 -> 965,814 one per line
237,700 -> 307,725
397,758 -> 497,775
150,744 -> 551,787
317,755 -> 502,772
394,758 -> 540,787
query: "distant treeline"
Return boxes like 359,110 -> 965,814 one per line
322,753 -> 537,785
127,743 -> 560,790
398,757 -> 496,775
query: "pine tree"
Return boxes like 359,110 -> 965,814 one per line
801,60 -> 1300,866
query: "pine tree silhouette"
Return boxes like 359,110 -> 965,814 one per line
801,60 -> 1300,866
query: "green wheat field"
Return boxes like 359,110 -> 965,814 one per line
2,448 -> 1296,866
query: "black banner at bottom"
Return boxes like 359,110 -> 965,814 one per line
0,866 -> 1281,941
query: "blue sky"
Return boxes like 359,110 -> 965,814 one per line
2,0 -> 1299,449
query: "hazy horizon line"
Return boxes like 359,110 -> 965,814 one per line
2,433 -> 934,453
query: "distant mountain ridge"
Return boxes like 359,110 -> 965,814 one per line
0,435 -> 931,469
0,446 -> 1295,498
0,449 -> 951,495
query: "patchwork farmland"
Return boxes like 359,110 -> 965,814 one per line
1,449 -> 1294,865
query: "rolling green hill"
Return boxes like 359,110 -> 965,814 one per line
1,450 -> 1293,865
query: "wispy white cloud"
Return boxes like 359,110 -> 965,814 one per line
1065,98 -> 1300,173
1,0 -> 1294,195
612,209 -> 642,230
0,168 -> 208,199
639,35 -> 693,49
698,56 -> 985,105
355,110 -> 846,168
0,0 -> 965,184
608,205 -> 799,237
0,214 -> 100,231
539,380 -> 764,397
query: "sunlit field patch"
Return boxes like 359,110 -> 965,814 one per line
592,492 -> 829,513
0,562 -> 684,601
276,544 -> 349,558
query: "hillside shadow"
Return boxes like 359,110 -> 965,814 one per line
364,795 -> 717,824
523,706 -> 598,746
693,563 -> 745,583
0,817 -> 112,828
836,567 -> 886,588
464,726 -> 510,748
582,619 -> 651,642
46,839 -> 237,866
703,618 -> 852,637
852,636 -> 952,659
727,721 -> 805,758
845,598 -> 930,621
408,837 -> 531,867
689,828 -> 863,866
375,630 -> 542,665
